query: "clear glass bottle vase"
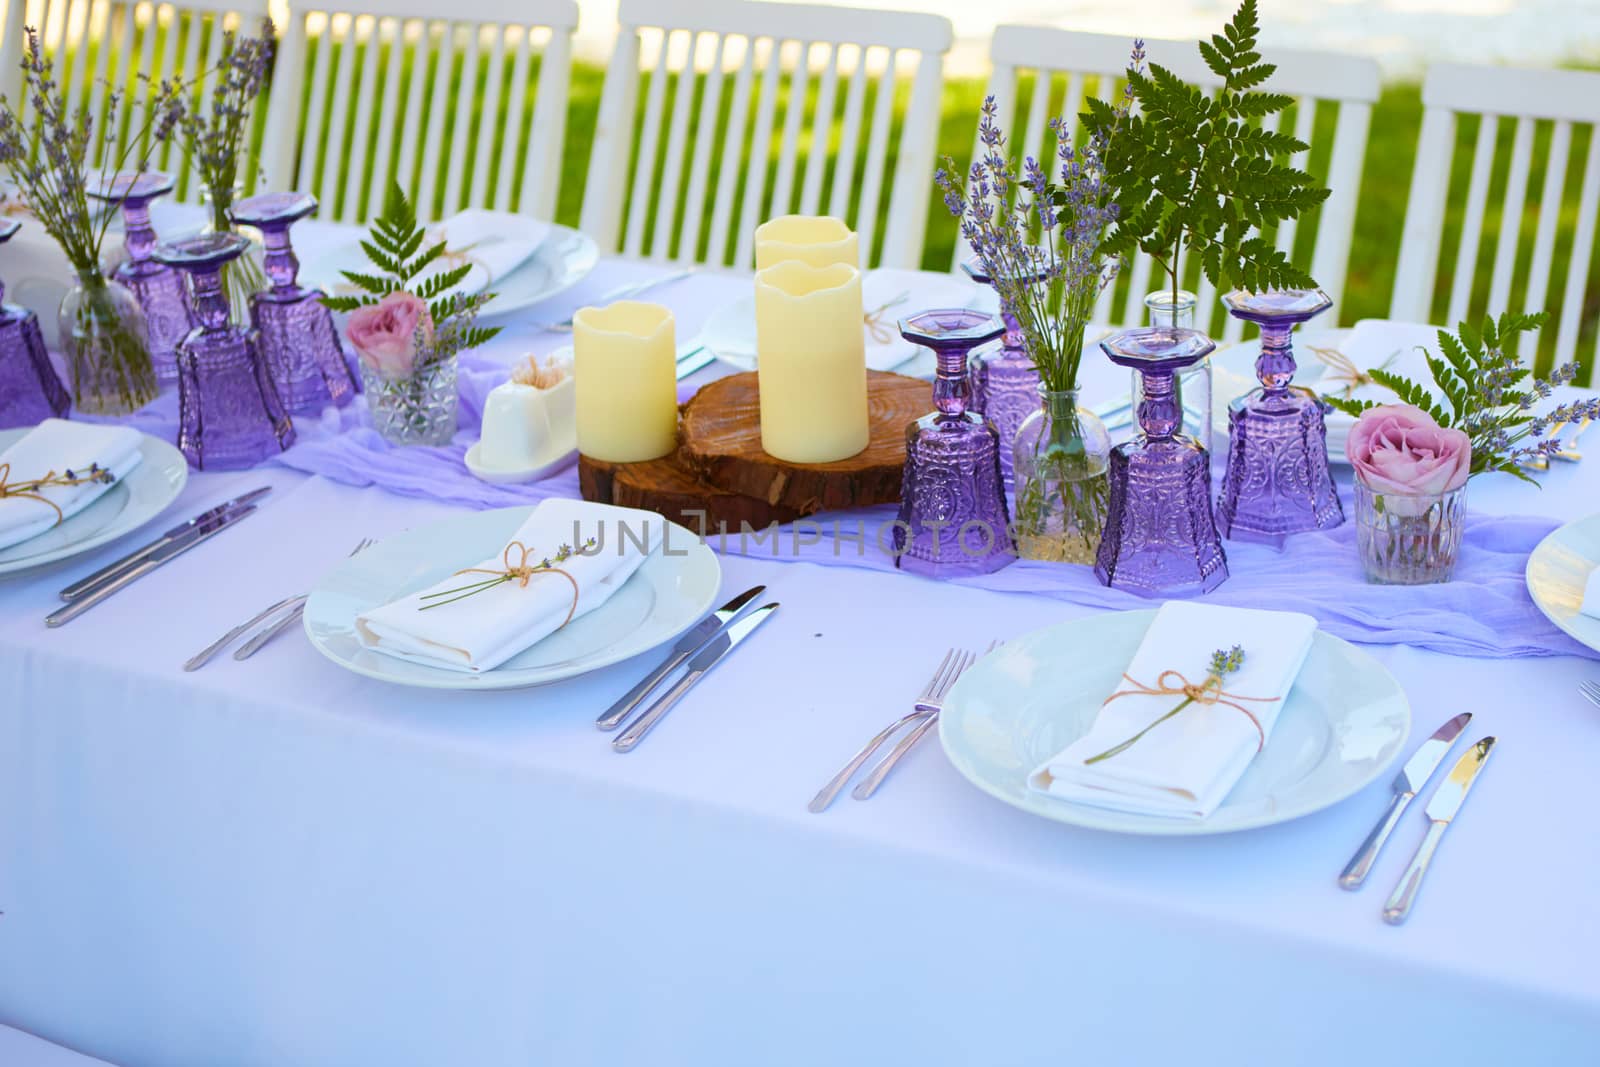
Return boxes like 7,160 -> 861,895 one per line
1132,289 -> 1212,452
57,269 -> 157,415
202,188 -> 270,327
1011,385 -> 1112,564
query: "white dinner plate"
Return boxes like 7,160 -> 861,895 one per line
701,267 -> 1000,377
938,609 -> 1411,835
0,428 -> 188,577
303,505 -> 722,690
1525,513 -> 1600,656
304,222 -> 599,323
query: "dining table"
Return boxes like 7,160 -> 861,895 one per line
1,230 -> 1597,1067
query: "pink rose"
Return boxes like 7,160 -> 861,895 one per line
1347,403 -> 1472,503
346,291 -> 433,379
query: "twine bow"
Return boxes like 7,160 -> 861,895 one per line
1311,345 -> 1398,397
1083,666 -> 1279,765
418,538 -> 587,619
429,227 -> 501,284
0,462 -> 113,526
863,291 -> 910,344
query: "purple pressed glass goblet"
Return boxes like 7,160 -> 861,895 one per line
1215,288 -> 1343,546
0,218 -> 71,427
229,192 -> 357,413
892,308 -> 1015,577
1094,326 -> 1228,595
155,233 -> 295,469
962,256 -> 1047,488
89,171 -> 195,386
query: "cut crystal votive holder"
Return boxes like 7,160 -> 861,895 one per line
155,232 -> 295,469
230,191 -> 358,413
892,308 -> 1014,577
1095,325 -> 1228,596
1216,287 -> 1343,546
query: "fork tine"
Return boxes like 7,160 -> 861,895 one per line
933,650 -> 976,702
917,648 -> 958,704
1582,680 -> 1600,708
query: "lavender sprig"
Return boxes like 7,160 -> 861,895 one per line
179,19 -> 274,227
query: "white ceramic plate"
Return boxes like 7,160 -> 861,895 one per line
938,610 -> 1411,835
701,267 -> 1000,377
1526,514 -> 1600,656
463,442 -> 576,485
304,222 -> 599,322
0,428 -> 188,577
303,505 -> 722,690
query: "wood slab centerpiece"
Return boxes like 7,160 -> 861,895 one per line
579,370 -> 927,532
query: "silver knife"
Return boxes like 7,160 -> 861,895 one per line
613,602 -> 778,752
60,486 -> 272,601
46,504 -> 260,627
1339,712 -> 1472,889
596,584 -> 766,730
1382,736 -> 1497,925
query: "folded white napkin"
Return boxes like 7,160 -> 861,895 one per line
355,498 -> 665,673
0,419 -> 144,550
1309,319 -> 1442,449
1028,602 -> 1318,819
422,209 -> 550,296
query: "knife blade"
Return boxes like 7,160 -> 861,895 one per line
1382,736 -> 1497,925
613,602 -> 778,752
46,504 -> 260,627
60,485 -> 272,601
1339,712 -> 1472,889
595,584 -> 767,731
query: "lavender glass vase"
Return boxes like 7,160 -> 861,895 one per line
891,308 -> 1014,577
230,192 -> 357,413
0,219 -> 70,427
1095,326 -> 1228,595
155,233 -> 294,469
1216,288 -> 1343,546
1130,290 -> 1212,452
90,171 -> 195,385
961,257 -> 1045,488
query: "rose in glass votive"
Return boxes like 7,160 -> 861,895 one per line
573,300 -> 677,463
754,215 -> 859,272
754,260 -> 869,464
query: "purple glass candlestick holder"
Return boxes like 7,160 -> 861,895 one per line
1216,288 -> 1343,546
1094,326 -> 1228,595
0,218 -> 70,427
90,171 -> 195,386
961,256 -> 1045,488
229,192 -> 357,413
155,233 -> 294,469
892,308 -> 1015,577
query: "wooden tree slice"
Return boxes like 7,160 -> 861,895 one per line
679,370 -> 926,513
578,451 -> 805,533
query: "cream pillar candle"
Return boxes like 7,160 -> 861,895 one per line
572,301 -> 678,463
754,261 -> 869,463
754,215 -> 859,271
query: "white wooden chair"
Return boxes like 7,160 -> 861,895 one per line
262,0 -> 578,223
2,0 -> 273,204
966,27 -> 1379,341
1391,63 -> 1600,381
580,0 -> 952,270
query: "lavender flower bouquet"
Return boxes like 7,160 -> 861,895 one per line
0,28 -> 184,413
934,71 -> 1133,563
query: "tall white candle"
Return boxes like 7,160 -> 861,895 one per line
572,301 -> 677,463
754,261 -> 869,463
754,215 -> 859,272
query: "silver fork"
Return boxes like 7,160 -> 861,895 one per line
1581,680 -> 1600,709
183,538 -> 374,671
809,647 -> 974,813
851,640 -> 1000,801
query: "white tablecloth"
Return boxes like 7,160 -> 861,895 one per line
2,251 -> 1598,1066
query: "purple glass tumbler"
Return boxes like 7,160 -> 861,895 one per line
0,218 -> 71,427
892,308 -> 1015,577
229,192 -> 357,413
155,233 -> 294,469
90,171 -> 195,386
1094,326 -> 1228,595
1215,288 -> 1343,546
962,256 -> 1046,489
